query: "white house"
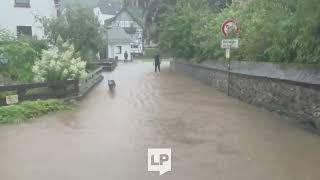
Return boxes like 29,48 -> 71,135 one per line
93,0 -> 122,26
107,27 -> 133,61
0,0 -> 60,38
106,8 -> 144,55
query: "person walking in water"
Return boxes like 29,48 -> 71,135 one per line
124,51 -> 128,62
154,53 -> 161,73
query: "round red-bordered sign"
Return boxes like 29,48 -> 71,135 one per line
221,19 -> 240,37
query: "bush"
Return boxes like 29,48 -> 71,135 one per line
0,99 -> 71,124
0,29 -> 49,84
0,41 -> 38,83
19,36 -> 49,58
32,37 -> 87,82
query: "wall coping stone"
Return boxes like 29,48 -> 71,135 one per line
174,59 -> 320,84
173,60 -> 320,91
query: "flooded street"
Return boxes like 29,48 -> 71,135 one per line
1,61 -> 320,180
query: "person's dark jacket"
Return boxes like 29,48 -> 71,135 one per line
154,54 -> 160,65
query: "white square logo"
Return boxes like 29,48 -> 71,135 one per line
148,148 -> 171,175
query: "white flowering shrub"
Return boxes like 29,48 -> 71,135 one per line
32,39 -> 87,82
0,28 -> 15,42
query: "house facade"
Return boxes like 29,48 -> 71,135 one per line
0,0 -> 60,38
124,0 -> 149,9
93,0 -> 122,25
107,27 -> 133,61
106,8 -> 144,55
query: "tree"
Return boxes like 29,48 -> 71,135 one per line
143,0 -> 178,43
154,0 -> 320,64
142,0 -> 229,43
39,6 -> 104,61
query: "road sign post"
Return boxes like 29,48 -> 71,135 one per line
220,19 -> 240,96
226,48 -> 230,59
225,47 -> 231,96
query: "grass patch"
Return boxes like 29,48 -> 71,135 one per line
0,99 -> 72,124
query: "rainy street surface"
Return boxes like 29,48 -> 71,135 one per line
1,61 -> 320,180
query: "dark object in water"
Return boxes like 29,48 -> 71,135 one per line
108,80 -> 116,90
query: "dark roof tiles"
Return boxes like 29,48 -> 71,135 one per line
107,27 -> 134,45
97,0 -> 122,15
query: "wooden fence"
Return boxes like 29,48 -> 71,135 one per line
0,68 -> 104,106
88,60 -> 117,72
79,67 -> 104,96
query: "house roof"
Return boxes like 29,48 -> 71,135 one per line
107,27 -> 134,45
105,7 -> 144,29
97,0 -> 123,15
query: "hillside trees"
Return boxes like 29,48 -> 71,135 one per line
156,0 -> 320,64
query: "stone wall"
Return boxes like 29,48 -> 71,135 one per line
170,60 -> 320,130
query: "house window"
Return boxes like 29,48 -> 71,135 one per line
14,0 -> 30,8
54,0 -> 61,6
17,26 -> 32,37
131,44 -> 138,48
116,46 -> 122,54
57,9 -> 62,17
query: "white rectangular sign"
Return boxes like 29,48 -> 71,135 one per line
221,39 -> 239,49
148,148 -> 171,175
226,48 -> 231,59
6,95 -> 19,105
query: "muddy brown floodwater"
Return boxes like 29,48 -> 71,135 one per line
1,61 -> 320,180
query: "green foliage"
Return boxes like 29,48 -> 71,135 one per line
157,0 -> 320,64
0,28 -> 49,83
0,41 -> 38,83
143,0 -> 178,43
142,0 -> 229,43
19,36 -> 49,58
32,37 -> 87,82
159,0 -> 218,60
39,6 -> 104,61
0,99 -> 71,124
292,0 -> 320,63
144,48 -> 158,57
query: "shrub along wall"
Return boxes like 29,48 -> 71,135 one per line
170,60 -> 320,131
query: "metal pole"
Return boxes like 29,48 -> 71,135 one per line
227,57 -> 231,96
226,48 -> 231,96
